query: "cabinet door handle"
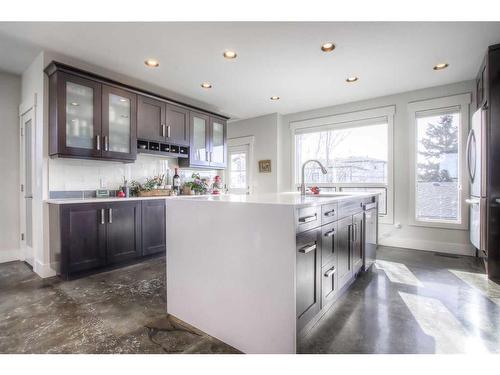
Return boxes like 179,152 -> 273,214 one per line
210,151 -> 213,162
324,229 -> 335,237
324,267 -> 336,277
299,243 -> 316,254
324,209 -> 335,217
108,208 -> 113,224
100,208 -> 105,225
161,123 -> 166,137
96,135 -> 101,151
167,125 -> 171,138
299,214 -> 317,223
104,136 -> 109,151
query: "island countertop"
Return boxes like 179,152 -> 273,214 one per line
173,191 -> 379,208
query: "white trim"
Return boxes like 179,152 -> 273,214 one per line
289,105 -> 395,224
379,237 -> 474,256
289,105 -> 396,132
408,93 -> 471,230
227,136 -> 255,194
0,249 -> 22,263
34,260 -> 56,278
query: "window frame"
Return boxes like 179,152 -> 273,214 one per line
408,93 -> 471,230
290,106 -> 395,224
226,136 -> 255,195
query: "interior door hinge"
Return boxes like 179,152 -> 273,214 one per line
21,184 -> 24,192
21,233 -> 24,241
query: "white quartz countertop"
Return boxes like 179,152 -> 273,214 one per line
173,192 -> 379,207
45,195 -> 201,204
46,192 -> 379,206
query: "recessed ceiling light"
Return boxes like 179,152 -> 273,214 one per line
144,59 -> 160,68
346,76 -> 359,83
201,82 -> 212,89
433,63 -> 449,71
70,102 -> 79,106
321,42 -> 336,52
223,50 -> 237,59
270,96 -> 280,101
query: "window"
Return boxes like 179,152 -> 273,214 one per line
229,151 -> 248,190
408,94 -> 470,229
226,136 -> 254,195
291,106 -> 394,223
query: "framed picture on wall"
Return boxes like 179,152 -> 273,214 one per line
258,159 -> 271,173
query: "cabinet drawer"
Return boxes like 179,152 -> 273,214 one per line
296,206 -> 321,233
321,221 -> 337,266
338,199 -> 364,219
321,261 -> 338,309
321,203 -> 337,224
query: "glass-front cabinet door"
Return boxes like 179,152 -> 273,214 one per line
210,117 -> 227,168
190,112 -> 210,166
101,85 -> 137,160
59,73 -> 102,158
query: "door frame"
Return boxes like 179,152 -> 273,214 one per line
226,136 -> 254,194
19,103 -> 35,265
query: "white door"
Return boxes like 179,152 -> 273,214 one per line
227,145 -> 251,194
20,109 -> 35,266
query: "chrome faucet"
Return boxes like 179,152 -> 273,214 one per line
301,159 -> 328,196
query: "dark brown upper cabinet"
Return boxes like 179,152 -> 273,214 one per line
102,85 -> 137,161
179,112 -> 227,169
166,104 -> 190,146
49,72 -> 103,159
209,116 -> 227,168
47,69 -> 136,162
45,61 -> 229,164
137,95 -> 165,142
137,96 -> 189,146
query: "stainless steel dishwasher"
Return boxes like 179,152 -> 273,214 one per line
363,201 -> 378,271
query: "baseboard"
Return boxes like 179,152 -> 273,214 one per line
34,260 -> 57,278
379,237 -> 474,256
0,249 -> 22,263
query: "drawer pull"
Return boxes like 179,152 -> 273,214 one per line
324,229 -> 335,237
299,214 -> 317,223
324,267 -> 336,277
299,243 -> 316,254
324,210 -> 335,217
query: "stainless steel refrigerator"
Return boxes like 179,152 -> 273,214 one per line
465,108 -> 488,256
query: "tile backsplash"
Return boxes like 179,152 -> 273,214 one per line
49,154 -> 220,191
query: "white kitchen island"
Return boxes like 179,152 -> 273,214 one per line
165,192 -> 378,354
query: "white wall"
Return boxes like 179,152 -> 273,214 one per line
280,80 -> 475,255
20,52 -> 53,275
227,113 -> 279,194
0,72 -> 21,262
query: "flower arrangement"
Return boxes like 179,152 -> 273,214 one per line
130,175 -> 165,196
183,173 -> 210,195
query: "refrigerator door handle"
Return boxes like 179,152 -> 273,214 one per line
465,128 -> 476,183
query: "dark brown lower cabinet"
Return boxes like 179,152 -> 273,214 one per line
337,216 -> 353,290
141,200 -> 166,256
106,201 -> 142,264
352,212 -> 364,275
296,228 -> 321,331
60,203 -> 107,274
54,200 -> 166,278
321,261 -> 338,308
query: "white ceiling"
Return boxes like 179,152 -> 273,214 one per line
0,22 -> 499,120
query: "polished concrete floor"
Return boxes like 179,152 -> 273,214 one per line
0,257 -> 239,353
1,247 -> 498,354
299,246 -> 500,354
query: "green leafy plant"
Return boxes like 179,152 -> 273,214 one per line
130,174 -> 165,196
183,173 -> 209,194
